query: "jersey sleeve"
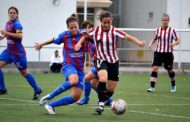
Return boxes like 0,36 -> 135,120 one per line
172,28 -> 178,40
153,28 -> 158,40
53,32 -> 66,45
114,28 -> 126,39
14,21 -> 23,31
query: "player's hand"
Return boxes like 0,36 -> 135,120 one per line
139,41 -> 145,47
75,43 -> 82,51
0,35 -> 5,41
149,42 -> 152,49
34,42 -> 43,51
169,42 -> 176,48
0,30 -> 7,35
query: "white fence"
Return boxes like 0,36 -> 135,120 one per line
0,28 -> 190,72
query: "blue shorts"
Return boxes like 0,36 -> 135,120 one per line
62,64 -> 84,89
0,49 -> 27,71
91,66 -> 98,77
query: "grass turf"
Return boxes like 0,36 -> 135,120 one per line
0,73 -> 190,122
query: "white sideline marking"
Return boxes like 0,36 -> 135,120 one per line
1,97 -> 190,120
129,110 -> 190,120
0,97 -> 37,103
1,97 -> 190,106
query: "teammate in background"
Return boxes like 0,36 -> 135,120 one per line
147,13 -> 180,93
49,50 -> 62,73
0,6 -> 42,99
77,20 -> 112,105
75,10 -> 145,115
35,14 -> 86,114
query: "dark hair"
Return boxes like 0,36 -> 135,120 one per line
8,6 -> 19,14
162,13 -> 170,21
66,13 -> 78,26
81,20 -> 94,29
98,10 -> 112,21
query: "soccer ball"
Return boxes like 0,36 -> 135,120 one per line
111,99 -> 127,115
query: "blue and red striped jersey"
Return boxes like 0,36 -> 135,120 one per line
53,30 -> 86,71
5,19 -> 26,57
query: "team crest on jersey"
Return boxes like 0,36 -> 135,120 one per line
7,39 -> 15,44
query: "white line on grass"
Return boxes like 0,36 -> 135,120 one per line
1,97 -> 190,106
1,97 -> 190,120
0,97 -> 37,103
128,110 -> 190,120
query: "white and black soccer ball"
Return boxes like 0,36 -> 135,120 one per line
111,99 -> 127,115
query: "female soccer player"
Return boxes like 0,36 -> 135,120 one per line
75,10 -> 145,115
77,20 -> 112,105
147,13 -> 180,93
0,6 -> 42,99
35,14 -> 86,114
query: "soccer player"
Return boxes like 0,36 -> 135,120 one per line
147,13 -> 180,93
75,10 -> 145,115
35,14 -> 86,114
0,6 -> 42,99
77,20 -> 112,105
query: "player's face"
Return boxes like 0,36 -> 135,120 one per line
161,16 -> 169,28
68,22 -> 79,35
101,17 -> 112,31
8,9 -> 18,21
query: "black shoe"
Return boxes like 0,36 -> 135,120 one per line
33,88 -> 42,100
0,90 -> 7,95
95,106 -> 104,115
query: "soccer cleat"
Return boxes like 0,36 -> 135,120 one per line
105,98 -> 113,106
147,87 -> 155,92
0,90 -> 7,95
76,97 -> 89,105
39,94 -> 50,105
95,102 -> 104,115
44,104 -> 56,114
33,88 -> 42,100
171,86 -> 176,93
95,106 -> 104,115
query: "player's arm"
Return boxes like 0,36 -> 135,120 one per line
0,29 -> 23,40
124,34 -> 145,47
170,38 -> 180,47
75,36 -> 86,51
35,38 -> 54,51
149,39 -> 156,48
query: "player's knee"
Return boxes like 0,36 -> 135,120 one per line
99,77 -> 107,82
152,66 -> 158,72
69,75 -> 79,85
72,94 -> 81,101
20,70 -> 28,76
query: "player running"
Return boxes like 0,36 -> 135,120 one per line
75,10 -> 145,115
35,14 -> 86,114
77,20 -> 112,105
0,6 -> 42,99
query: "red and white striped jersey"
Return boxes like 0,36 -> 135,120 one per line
89,25 -> 126,63
153,26 -> 178,53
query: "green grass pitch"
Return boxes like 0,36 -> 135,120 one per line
0,73 -> 190,122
